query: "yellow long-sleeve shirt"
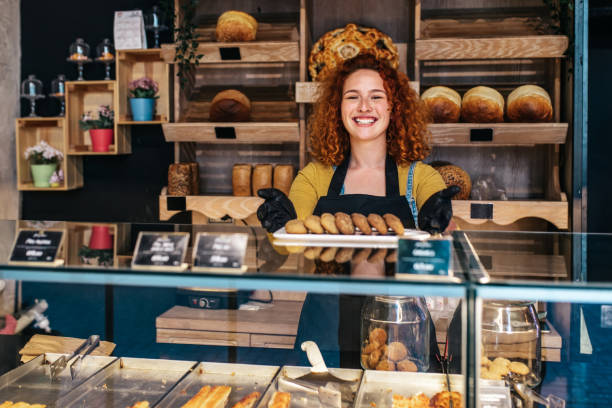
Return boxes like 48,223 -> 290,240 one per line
288,161 -> 447,220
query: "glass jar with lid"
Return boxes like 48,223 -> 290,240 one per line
96,39 -> 115,80
67,38 -> 91,80
20,75 -> 45,117
50,74 -> 66,116
481,300 -> 542,386
360,296 -> 430,372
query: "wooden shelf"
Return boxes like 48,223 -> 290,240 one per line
159,193 -> 263,224
15,117 -> 83,191
452,200 -> 568,230
415,35 -> 568,60
429,123 -> 568,146
162,122 -> 299,143
116,49 -> 172,124
65,81 -> 130,155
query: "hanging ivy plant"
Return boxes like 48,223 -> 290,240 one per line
543,0 -> 575,59
173,0 -> 203,88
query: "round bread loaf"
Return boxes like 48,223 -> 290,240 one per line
209,89 -> 251,122
309,23 -> 399,81
215,10 -> 258,42
461,86 -> 504,123
421,86 -> 462,123
507,84 -> 553,122
435,164 -> 472,200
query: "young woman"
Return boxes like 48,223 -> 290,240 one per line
258,53 -> 458,234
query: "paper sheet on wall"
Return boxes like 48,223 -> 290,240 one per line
114,10 -> 147,50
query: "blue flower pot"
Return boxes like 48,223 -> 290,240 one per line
129,98 -> 155,121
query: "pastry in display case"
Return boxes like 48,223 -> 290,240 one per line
67,38 -> 92,81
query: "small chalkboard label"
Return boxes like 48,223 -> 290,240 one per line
470,128 -> 493,142
214,127 -> 237,139
9,229 -> 64,266
131,232 -> 189,270
167,196 -> 186,211
219,47 -> 241,60
470,203 -> 494,219
396,236 -> 453,279
192,233 -> 248,273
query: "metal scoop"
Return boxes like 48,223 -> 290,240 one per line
48,335 -> 99,381
70,334 -> 100,379
506,372 -> 565,408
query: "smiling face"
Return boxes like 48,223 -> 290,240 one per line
341,69 -> 391,144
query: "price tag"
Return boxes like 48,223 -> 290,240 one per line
396,236 -> 453,279
9,229 -> 64,266
192,233 -> 248,273
131,232 -> 189,270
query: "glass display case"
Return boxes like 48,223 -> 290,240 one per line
0,220 -> 610,408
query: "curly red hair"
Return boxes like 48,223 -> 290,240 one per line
308,53 -> 431,166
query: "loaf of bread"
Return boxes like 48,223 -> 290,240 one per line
273,165 -> 294,196
209,89 -> 251,122
232,164 -> 252,196
507,84 -> 553,122
421,86 -> 462,123
252,164 -> 273,194
168,163 -> 192,196
434,164 -> 472,200
309,23 -> 399,81
215,11 -> 258,42
461,86 -> 504,123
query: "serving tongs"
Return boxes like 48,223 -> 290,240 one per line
437,338 -> 454,408
48,334 -> 100,381
504,372 -> 565,408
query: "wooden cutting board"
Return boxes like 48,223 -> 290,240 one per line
19,334 -> 116,363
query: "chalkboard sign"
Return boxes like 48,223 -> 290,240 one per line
9,229 -> 64,266
131,232 -> 189,271
192,233 -> 248,273
396,236 -> 455,280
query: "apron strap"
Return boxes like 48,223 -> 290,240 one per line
406,161 -> 419,227
329,154 -> 399,197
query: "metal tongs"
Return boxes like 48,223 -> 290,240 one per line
437,338 -> 454,408
505,372 -> 565,408
49,334 -> 100,381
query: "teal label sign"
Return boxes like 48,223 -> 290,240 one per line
396,237 -> 452,277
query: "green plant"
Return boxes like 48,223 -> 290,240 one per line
174,0 -> 203,88
79,105 -> 114,130
78,245 -> 114,266
24,140 -> 63,165
128,77 -> 160,99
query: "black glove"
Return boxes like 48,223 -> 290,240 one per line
257,188 -> 297,233
418,186 -> 461,234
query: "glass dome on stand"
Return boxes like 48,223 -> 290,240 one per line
20,75 -> 45,117
96,39 -> 115,80
144,5 -> 168,48
67,38 -> 92,80
50,74 -> 66,116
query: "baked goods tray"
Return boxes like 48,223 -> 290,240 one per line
157,361 -> 279,407
272,228 -> 430,249
257,365 -> 363,408
58,357 -> 196,407
354,370 -> 511,408
0,353 -> 116,407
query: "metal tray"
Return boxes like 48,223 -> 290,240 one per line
0,353 -> 116,407
157,362 -> 279,407
58,357 -> 197,407
354,370 -> 511,408
257,366 -> 363,408
273,228 -> 429,249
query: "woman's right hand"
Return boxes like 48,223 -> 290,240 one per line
257,188 -> 297,233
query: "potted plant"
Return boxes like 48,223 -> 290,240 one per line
79,105 -> 114,152
24,140 -> 64,187
128,77 -> 159,121
78,246 -> 114,267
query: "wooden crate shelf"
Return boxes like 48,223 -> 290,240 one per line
429,123 -> 568,146
15,117 -> 83,191
162,122 -> 299,143
159,192 -> 263,224
415,35 -> 568,60
64,222 -> 129,268
161,21 -> 300,64
65,80 -> 130,155
452,200 -> 568,230
116,49 -> 172,124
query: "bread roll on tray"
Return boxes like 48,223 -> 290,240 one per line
507,84 -> 553,122
461,86 -> 504,123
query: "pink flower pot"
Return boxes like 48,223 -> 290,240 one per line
89,129 -> 114,152
89,226 -> 113,250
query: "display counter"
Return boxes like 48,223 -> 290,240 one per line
0,220 -> 610,407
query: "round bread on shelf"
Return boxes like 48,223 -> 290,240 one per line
308,23 -> 399,81
209,89 -> 251,122
507,84 -> 553,122
461,86 -> 504,123
420,86 -> 462,123
215,10 -> 258,42
434,164 -> 472,200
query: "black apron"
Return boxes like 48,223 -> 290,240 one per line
297,154 -> 442,372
